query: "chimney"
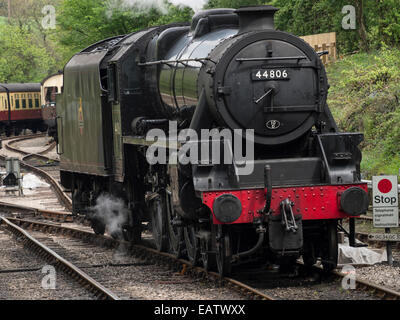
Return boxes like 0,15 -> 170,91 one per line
235,5 -> 279,34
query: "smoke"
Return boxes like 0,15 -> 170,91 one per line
106,0 -> 169,16
197,230 -> 211,241
44,119 -> 55,127
105,0 -> 206,18
90,193 -> 138,263
169,0 -> 207,12
90,193 -> 130,238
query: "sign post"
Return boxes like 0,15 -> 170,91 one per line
372,175 -> 399,266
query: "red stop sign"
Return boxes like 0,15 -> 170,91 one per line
378,179 -> 392,193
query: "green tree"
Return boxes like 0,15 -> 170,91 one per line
57,0 -> 193,60
271,0 -> 361,53
205,0 -> 266,8
367,0 -> 400,49
0,24 -> 57,82
271,0 -> 400,53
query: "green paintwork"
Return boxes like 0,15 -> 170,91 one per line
112,103 -> 123,181
57,51 -> 112,176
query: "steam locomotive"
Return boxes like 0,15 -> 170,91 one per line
57,6 -> 369,275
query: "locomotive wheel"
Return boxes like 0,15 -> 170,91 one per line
302,242 -> 317,267
150,195 -> 168,252
72,188 -> 81,216
166,191 -> 183,258
216,225 -> 232,277
322,221 -> 338,272
123,212 -> 142,244
92,219 -> 105,236
200,232 -> 216,271
184,226 -> 200,265
122,223 -> 141,244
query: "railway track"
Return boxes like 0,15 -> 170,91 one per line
5,133 -> 56,157
0,134 -> 72,212
0,216 -> 120,300
2,211 -> 399,300
1,134 -> 398,300
0,212 -> 273,300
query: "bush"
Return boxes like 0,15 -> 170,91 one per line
327,49 -> 400,178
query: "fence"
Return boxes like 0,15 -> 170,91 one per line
301,32 -> 337,65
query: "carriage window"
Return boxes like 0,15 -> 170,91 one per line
22,94 -> 26,109
35,98 -> 40,108
15,94 -> 19,109
45,87 -> 57,105
28,94 -> 32,108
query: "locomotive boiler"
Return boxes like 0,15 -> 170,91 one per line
57,5 -> 369,275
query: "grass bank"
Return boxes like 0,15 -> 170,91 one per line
326,48 -> 400,179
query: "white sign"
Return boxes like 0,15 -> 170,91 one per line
368,233 -> 400,241
372,175 -> 399,228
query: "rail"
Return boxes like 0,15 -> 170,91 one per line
3,211 -> 400,300
1,213 -> 275,300
0,135 -> 72,211
0,216 -> 120,300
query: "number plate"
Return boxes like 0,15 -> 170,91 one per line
368,233 -> 400,241
251,68 -> 290,81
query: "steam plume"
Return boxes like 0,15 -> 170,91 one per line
90,193 -> 129,237
105,0 -> 206,18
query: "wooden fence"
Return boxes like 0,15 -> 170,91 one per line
301,32 -> 337,65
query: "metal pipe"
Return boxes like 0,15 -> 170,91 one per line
232,231 -> 265,262
263,165 -> 272,214
349,217 -> 355,247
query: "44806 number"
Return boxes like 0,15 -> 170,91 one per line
252,69 -> 290,81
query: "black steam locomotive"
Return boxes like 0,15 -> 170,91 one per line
57,6 -> 369,275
